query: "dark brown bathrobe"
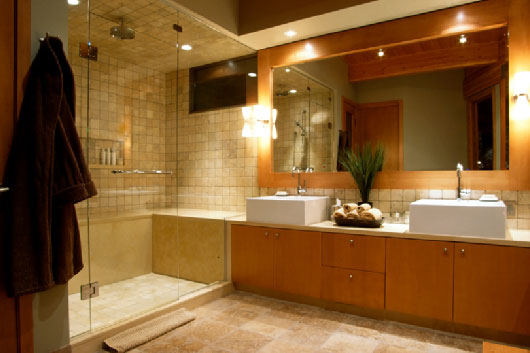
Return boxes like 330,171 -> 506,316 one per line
1,36 -> 97,297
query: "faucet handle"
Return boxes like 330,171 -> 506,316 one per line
305,167 -> 314,173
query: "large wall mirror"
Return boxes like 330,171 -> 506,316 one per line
272,27 -> 509,173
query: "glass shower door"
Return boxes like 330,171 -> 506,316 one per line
83,0 -> 183,332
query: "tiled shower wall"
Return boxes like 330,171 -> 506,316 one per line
70,44 -> 171,216
168,70 -> 260,212
261,187 -> 530,229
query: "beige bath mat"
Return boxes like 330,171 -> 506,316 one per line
103,308 -> 195,352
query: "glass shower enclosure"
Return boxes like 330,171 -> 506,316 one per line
67,0 -> 255,337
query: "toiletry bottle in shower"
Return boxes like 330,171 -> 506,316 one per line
100,148 -> 106,165
111,148 -> 117,166
106,148 -> 111,165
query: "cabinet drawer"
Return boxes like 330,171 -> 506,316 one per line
321,266 -> 384,309
322,233 -> 385,273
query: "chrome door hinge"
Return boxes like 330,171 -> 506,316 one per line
80,282 -> 99,300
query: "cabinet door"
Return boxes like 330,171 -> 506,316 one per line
321,266 -> 384,309
231,225 -> 274,289
273,229 -> 321,298
322,233 -> 385,273
454,244 -> 530,335
386,238 -> 454,321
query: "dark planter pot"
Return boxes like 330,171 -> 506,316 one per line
358,201 -> 373,207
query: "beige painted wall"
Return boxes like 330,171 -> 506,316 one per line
355,69 -> 468,171
31,1 -> 70,352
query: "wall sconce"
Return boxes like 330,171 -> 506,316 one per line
513,71 -> 530,120
241,105 -> 278,139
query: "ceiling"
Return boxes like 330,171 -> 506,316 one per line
170,0 -> 483,50
68,0 -> 255,73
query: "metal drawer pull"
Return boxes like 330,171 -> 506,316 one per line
275,233 -> 279,238
443,247 -> 448,253
461,248 -> 465,254
265,231 -> 269,236
349,274 -> 353,279
349,239 -> 354,245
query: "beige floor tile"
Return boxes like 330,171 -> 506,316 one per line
373,343 -> 429,353
118,292 -> 485,353
258,338 -> 315,353
240,318 -> 290,338
215,329 -> 273,353
278,322 -> 335,347
321,332 -> 379,353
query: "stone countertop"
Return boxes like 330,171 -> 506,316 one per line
226,217 -> 530,248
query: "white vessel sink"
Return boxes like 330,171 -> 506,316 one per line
409,199 -> 506,239
246,196 -> 330,226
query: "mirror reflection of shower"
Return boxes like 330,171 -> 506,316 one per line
272,65 -> 334,173
293,102 -> 310,169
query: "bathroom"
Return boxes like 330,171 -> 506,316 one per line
1,0 -> 530,352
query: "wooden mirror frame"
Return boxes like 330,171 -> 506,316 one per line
257,0 -> 530,190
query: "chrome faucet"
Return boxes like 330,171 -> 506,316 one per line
456,163 -> 463,200
292,166 -> 313,195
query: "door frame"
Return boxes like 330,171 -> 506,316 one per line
0,0 -> 33,352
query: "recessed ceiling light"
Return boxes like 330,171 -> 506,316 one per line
285,68 -> 291,72
248,72 -> 257,77
378,49 -> 385,57
67,0 -> 79,4
289,89 -> 297,94
284,30 -> 297,37
181,44 -> 192,51
459,34 -> 467,44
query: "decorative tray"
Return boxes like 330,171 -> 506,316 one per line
333,217 -> 384,228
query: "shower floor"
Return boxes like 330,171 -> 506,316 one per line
68,273 -> 208,337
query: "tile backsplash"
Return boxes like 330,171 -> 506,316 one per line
260,187 -> 530,229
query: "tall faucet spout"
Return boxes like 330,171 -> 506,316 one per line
456,163 -> 463,200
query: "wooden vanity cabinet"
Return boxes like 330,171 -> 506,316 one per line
386,238 -> 454,322
454,243 -> 530,335
322,232 -> 385,272
273,229 -> 321,298
231,225 -> 321,298
321,266 -> 385,309
231,225 -> 274,289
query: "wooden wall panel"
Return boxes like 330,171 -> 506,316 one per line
0,0 -> 33,352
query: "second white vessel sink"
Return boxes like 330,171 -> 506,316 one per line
246,195 -> 330,226
409,199 -> 506,239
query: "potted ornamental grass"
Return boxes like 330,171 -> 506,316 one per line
339,143 -> 385,205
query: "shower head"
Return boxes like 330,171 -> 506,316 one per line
110,18 -> 135,40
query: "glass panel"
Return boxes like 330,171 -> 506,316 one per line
84,0 -> 183,331
171,10 -> 255,299
68,0 -> 91,338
